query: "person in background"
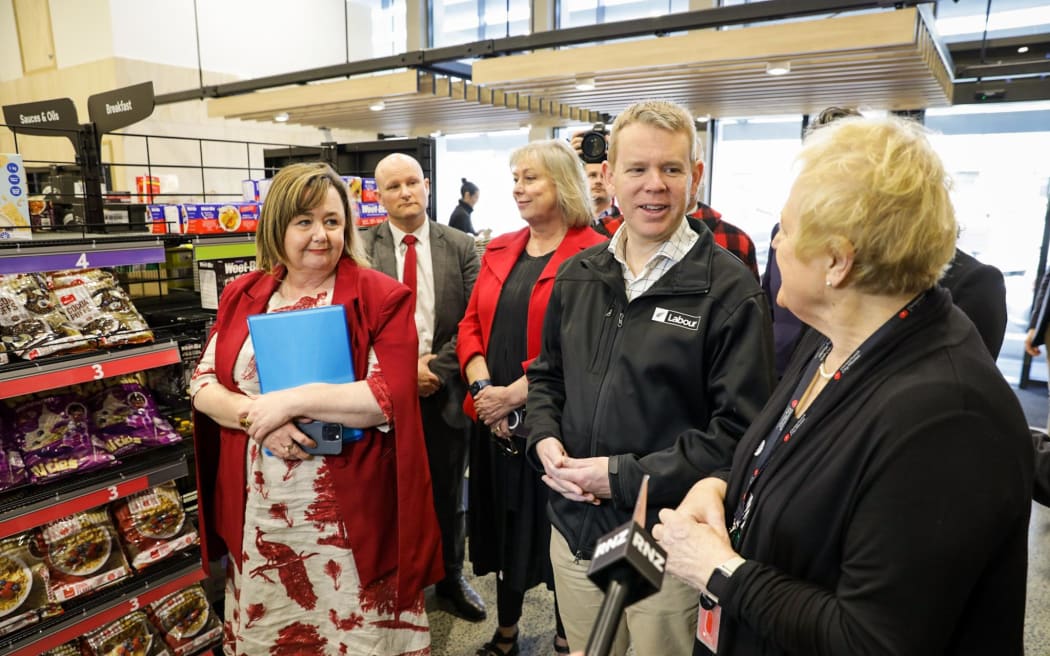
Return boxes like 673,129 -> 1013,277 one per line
585,160 -> 622,238
654,115 -> 1032,656
526,100 -> 775,655
761,222 -> 805,377
458,139 -> 606,656
362,154 -> 486,622
191,162 -> 442,655
688,199 -> 759,281
450,178 -> 480,235
570,129 -> 622,238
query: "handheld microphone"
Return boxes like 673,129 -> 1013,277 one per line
584,475 -> 666,656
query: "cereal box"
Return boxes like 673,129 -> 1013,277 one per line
356,178 -> 388,227
0,154 -> 31,240
181,202 -> 259,234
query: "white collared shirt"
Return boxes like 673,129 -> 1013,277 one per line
387,219 -> 435,355
608,217 -> 698,302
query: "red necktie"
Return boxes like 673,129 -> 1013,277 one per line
402,234 -> 418,298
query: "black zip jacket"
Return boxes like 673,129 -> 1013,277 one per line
525,225 -> 775,558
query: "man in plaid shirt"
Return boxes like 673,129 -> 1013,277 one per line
688,200 -> 759,281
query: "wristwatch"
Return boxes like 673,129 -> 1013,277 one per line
469,378 -> 492,398
704,556 -> 746,605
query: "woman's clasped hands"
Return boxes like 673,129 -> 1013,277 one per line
652,477 -> 739,592
239,389 -> 316,461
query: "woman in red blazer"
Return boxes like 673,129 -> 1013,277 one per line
457,140 -> 606,656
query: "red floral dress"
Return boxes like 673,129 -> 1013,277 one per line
191,290 -> 430,656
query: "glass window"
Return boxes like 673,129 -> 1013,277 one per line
708,115 -> 803,270
434,129 -> 532,237
430,0 -> 531,48
559,0 -> 688,29
925,101 -> 1050,381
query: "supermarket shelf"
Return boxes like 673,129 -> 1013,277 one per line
0,550 -> 205,656
0,340 -> 181,399
0,444 -> 191,539
0,238 -> 166,274
0,231 -> 257,275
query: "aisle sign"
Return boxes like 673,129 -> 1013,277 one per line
88,82 -> 155,133
1,97 -> 79,140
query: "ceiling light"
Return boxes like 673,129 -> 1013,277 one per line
695,114 -> 711,125
575,76 -> 596,91
369,100 -> 385,112
274,112 -> 289,122
765,61 -> 791,76
1018,46 -> 1030,54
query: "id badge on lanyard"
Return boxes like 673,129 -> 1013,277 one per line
697,604 -> 722,652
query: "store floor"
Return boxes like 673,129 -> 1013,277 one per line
425,384 -> 1050,656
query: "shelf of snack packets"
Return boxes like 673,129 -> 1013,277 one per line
0,261 -> 220,654
0,481 -> 219,656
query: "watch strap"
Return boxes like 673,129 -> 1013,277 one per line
706,556 -> 746,605
469,378 -> 492,397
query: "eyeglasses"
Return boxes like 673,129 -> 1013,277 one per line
492,408 -> 524,456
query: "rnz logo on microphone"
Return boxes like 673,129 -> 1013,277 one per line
631,531 -> 665,573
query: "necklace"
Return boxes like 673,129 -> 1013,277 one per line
818,358 -> 835,380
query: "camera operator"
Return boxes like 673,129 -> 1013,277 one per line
571,125 -> 623,238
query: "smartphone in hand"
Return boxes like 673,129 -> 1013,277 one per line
295,421 -> 344,455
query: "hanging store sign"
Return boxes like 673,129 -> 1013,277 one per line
88,81 -> 155,133
2,97 -> 79,137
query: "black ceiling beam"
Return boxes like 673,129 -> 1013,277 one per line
155,0 -> 921,106
954,78 -> 1050,105
949,34 -> 1050,80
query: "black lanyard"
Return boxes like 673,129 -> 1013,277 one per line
728,291 -> 929,550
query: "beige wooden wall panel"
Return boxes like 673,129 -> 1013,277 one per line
13,0 -> 56,74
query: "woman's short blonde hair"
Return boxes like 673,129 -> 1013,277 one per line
608,100 -> 700,167
510,140 -> 593,229
255,162 -> 368,273
793,115 -> 956,295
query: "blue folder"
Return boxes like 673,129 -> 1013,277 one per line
248,304 -> 362,440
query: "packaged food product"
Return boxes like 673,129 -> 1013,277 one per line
84,610 -> 170,656
111,483 -> 198,570
180,202 -> 259,234
38,508 -> 131,603
89,376 -> 181,457
0,273 -> 86,360
146,584 -> 220,655
41,641 -> 81,656
49,269 -> 153,348
0,154 -> 31,241
0,532 -> 63,638
10,392 -> 116,483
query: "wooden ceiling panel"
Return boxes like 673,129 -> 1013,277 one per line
473,7 -> 952,119
207,7 -> 952,135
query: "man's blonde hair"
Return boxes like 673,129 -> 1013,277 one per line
608,100 -> 700,167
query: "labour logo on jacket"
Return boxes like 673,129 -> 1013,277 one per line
651,307 -> 700,331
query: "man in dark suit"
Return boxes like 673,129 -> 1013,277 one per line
363,153 -> 485,621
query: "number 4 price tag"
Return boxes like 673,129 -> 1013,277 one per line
75,253 -> 90,268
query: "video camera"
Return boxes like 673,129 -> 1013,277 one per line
579,123 -> 609,164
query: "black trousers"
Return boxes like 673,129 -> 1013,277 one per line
419,393 -> 470,576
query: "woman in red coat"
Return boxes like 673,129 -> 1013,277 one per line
191,163 -> 442,656
457,140 -> 606,655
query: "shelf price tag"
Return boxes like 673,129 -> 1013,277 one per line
0,343 -> 180,400
0,245 -> 164,275
0,475 -> 149,539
